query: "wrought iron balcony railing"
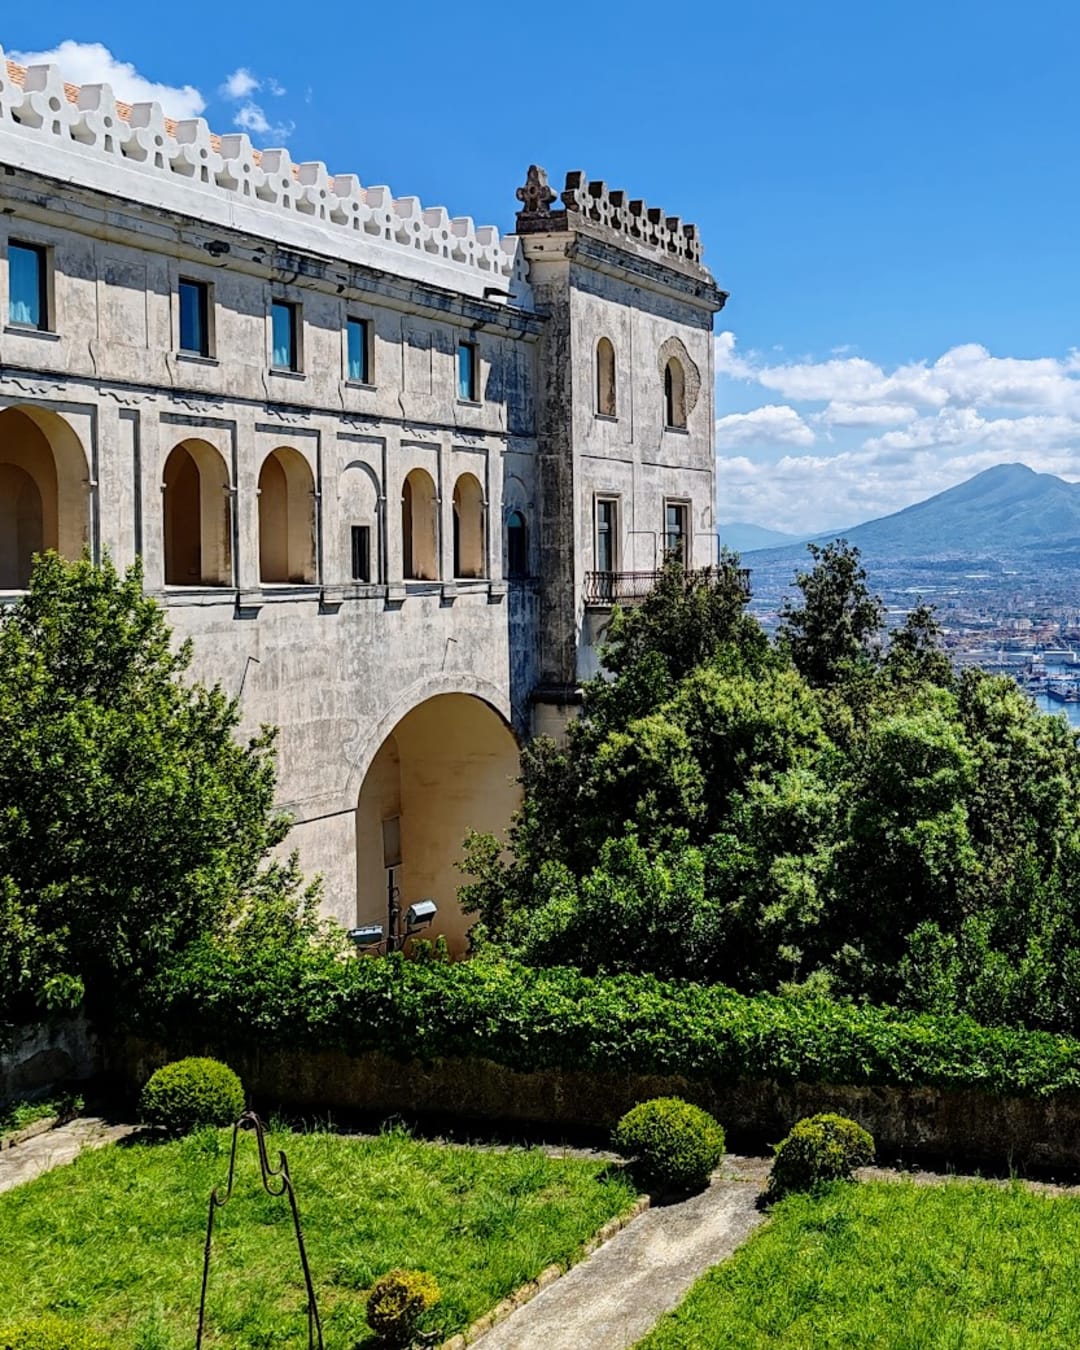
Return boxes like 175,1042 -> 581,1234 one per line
583,566 -> 752,606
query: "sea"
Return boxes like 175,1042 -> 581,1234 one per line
1033,693 -> 1080,730
1028,663 -> 1080,730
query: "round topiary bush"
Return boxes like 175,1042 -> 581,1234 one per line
366,1268 -> 441,1346
0,1317 -> 109,1350
139,1057 -> 244,1136
766,1112 -> 875,1201
612,1097 -> 725,1191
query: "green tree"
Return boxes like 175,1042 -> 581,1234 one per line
0,552 -> 306,1023
778,540 -> 885,688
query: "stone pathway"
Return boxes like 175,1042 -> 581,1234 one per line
474,1160 -> 766,1350
0,1116 -> 138,1193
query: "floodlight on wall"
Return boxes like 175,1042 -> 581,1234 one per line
406,900 -> 438,932
347,924 -> 385,949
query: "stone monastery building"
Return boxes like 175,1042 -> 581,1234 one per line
0,49 -> 727,950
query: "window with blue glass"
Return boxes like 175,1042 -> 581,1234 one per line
457,340 -> 477,401
178,279 -> 210,356
271,300 -> 299,371
347,317 -> 370,383
8,242 -> 48,331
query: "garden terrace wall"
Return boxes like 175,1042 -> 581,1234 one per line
109,1038 -> 1080,1174
1,1018 -> 98,1106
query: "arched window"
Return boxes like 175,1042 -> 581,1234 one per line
596,337 -> 616,417
664,357 -> 687,430
402,468 -> 438,581
506,510 -> 527,579
452,473 -> 485,579
258,447 -> 316,584
0,405 -> 89,590
163,440 -> 231,586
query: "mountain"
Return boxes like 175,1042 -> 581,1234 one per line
718,521 -> 808,552
745,464 -> 1080,560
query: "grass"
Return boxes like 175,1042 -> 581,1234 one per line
638,1179 -> 1080,1348
0,1091 -> 83,1138
0,1124 -> 637,1348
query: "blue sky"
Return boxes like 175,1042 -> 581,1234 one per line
6,2 -> 1080,531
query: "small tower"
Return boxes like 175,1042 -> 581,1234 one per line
511,166 -> 728,736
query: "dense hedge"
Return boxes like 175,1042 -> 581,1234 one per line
138,942 -> 1080,1099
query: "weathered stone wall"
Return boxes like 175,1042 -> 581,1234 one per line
0,1019 -> 99,1105
0,164 -> 535,937
0,54 -> 728,937
110,1039 -> 1080,1173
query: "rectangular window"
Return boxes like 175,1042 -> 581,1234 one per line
664,502 -> 689,566
596,498 -> 618,574
351,524 -> 372,583
347,317 -> 370,383
271,300 -> 299,371
458,340 -> 477,401
178,278 -> 210,356
8,242 -> 48,331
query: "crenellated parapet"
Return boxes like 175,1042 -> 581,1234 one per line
514,165 -> 704,267
0,51 -> 529,304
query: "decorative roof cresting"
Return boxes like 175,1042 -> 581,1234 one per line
0,49 -> 528,304
513,165 -> 703,267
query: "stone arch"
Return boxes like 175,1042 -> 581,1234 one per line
452,472 -> 485,579
0,405 -> 89,588
402,467 -> 438,581
163,439 -> 231,586
355,689 -> 521,955
258,446 -> 316,584
596,336 -> 616,417
657,335 -> 701,425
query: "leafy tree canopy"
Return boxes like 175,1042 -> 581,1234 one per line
462,548 -> 1080,1035
0,553 -> 314,1025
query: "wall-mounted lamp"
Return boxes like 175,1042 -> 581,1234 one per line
347,924 -> 385,949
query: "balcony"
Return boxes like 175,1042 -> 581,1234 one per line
583,566 -> 752,607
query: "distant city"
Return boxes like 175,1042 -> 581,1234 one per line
722,462 -> 1080,729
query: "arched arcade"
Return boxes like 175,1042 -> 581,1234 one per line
355,692 -> 521,954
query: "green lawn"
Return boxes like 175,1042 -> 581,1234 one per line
0,1125 -> 636,1348
639,1179 -> 1080,1349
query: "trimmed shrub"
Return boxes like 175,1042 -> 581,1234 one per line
0,1317 -> 109,1350
766,1112 -> 875,1200
139,1057 -> 244,1135
366,1268 -> 441,1346
143,946 -> 1080,1100
612,1096 -> 725,1190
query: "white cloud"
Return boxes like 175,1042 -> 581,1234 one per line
9,40 -> 205,119
716,331 -> 1080,418
219,65 -> 292,142
819,402 -> 918,428
232,103 -> 293,141
221,68 -> 259,100
715,404 -> 815,448
865,408 -> 1080,454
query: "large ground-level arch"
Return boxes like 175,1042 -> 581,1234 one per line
355,692 -> 521,954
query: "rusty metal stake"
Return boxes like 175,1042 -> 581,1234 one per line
196,1110 -> 324,1348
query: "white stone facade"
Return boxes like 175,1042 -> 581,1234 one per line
0,52 -> 727,949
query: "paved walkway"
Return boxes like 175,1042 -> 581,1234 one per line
474,1161 -> 766,1350
0,1116 -> 138,1194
